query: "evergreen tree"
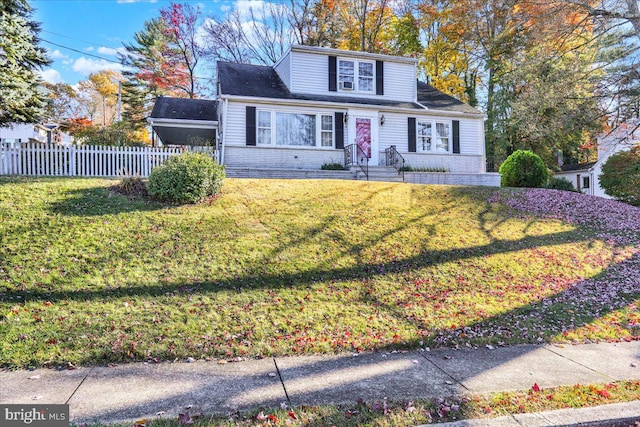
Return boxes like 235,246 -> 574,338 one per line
0,0 -> 50,125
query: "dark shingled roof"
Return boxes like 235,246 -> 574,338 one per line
417,81 -> 481,114
150,96 -> 217,121
560,161 -> 596,172
218,61 -> 480,114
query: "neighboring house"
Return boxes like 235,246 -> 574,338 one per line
0,122 -> 71,146
555,120 -> 640,198
150,45 -> 488,178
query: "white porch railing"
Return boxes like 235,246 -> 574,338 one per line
0,144 -> 210,178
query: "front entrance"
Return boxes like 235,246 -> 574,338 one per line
350,111 -> 379,165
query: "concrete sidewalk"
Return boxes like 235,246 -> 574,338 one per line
1,341 -> 639,425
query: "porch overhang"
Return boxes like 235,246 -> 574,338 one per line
148,96 -> 219,146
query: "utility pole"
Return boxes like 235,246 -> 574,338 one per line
117,81 -> 122,122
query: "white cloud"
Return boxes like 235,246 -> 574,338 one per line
97,46 -> 127,56
234,0 -> 266,19
40,69 -> 64,84
49,49 -> 68,60
72,57 -> 125,75
85,46 -> 95,52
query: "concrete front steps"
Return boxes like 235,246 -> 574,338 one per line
355,166 -> 403,182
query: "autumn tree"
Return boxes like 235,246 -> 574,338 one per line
203,2 -> 293,66
121,3 -> 206,100
77,70 -> 122,127
120,18 -> 185,98
417,0 -> 474,101
289,0 -> 343,47
337,0 -> 394,53
160,2 -> 204,98
599,145 -> 640,205
0,0 -> 50,126
41,82 -> 80,122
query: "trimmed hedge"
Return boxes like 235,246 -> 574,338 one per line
546,177 -> 577,192
147,152 -> 225,204
499,150 -> 548,188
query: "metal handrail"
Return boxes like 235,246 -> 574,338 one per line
385,145 -> 405,181
344,144 -> 369,180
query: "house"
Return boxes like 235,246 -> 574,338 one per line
150,45 -> 492,182
555,120 -> 640,197
0,122 -> 71,146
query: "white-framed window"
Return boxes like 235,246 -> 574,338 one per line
257,110 -> 334,148
436,122 -> 450,152
338,60 -> 355,90
582,176 -> 590,189
320,115 -> 333,147
359,62 -> 374,92
257,110 -> 272,145
276,113 -> 316,147
338,59 -> 375,93
416,120 -> 451,153
417,121 -> 432,152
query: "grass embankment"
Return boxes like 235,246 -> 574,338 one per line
1,177 -> 639,368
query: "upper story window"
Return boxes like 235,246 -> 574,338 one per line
338,59 -> 375,93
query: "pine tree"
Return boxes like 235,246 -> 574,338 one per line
0,0 -> 50,125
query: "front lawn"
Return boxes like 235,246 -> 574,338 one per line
0,177 -> 638,368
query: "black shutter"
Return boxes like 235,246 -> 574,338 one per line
329,56 -> 337,92
335,112 -> 344,149
408,117 -> 416,152
246,106 -> 256,146
376,60 -> 384,95
452,120 -> 460,153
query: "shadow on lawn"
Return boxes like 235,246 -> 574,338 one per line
47,184 -> 164,216
66,250 -> 640,424
5,184 -> 640,422
3,185 -> 639,352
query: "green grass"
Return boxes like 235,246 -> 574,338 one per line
79,381 -> 640,427
1,177 -> 639,368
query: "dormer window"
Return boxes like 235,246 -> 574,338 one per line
338,59 -> 374,93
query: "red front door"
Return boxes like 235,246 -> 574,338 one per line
356,118 -> 372,158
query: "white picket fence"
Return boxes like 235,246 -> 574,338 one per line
0,143 -> 213,178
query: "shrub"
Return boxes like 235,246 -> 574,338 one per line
546,177 -> 576,192
499,150 -> 549,188
73,123 -> 146,146
599,146 -> 640,206
147,152 -> 225,204
321,162 -> 348,170
116,176 -> 147,197
399,166 -> 448,172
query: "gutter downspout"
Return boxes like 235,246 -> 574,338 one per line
220,97 -> 229,166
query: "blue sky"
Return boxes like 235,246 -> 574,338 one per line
31,0 -> 244,86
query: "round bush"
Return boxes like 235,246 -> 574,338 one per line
147,152 -> 225,204
599,146 -> 640,206
499,150 -> 548,188
546,176 -> 576,192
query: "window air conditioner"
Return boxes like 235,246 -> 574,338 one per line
339,81 -> 354,90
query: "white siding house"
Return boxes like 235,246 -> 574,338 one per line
555,121 -> 640,198
217,45 -> 487,174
